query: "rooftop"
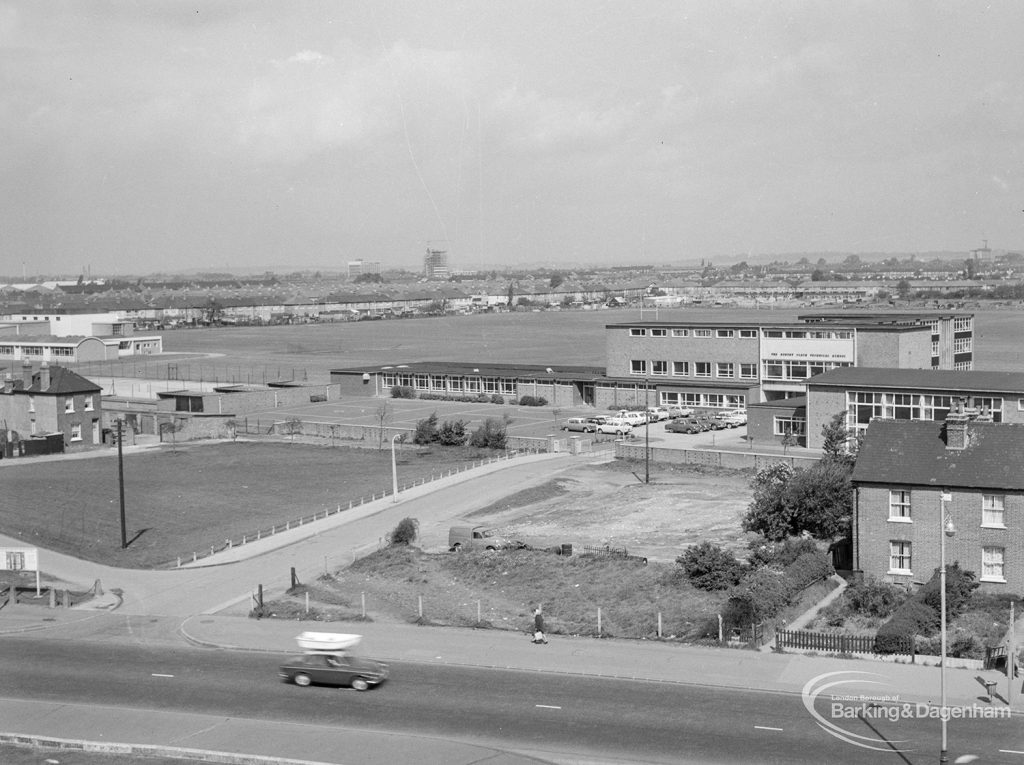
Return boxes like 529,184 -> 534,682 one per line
808,367 -> 1024,393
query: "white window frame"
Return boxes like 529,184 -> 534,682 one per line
84,395 -> 94,411
629,328 -> 646,336
630,360 -> 647,375
694,362 -> 711,378
70,424 -> 82,442
671,328 -> 689,337
716,329 -> 734,338
981,546 -> 1005,583
739,329 -> 757,338
650,328 -> 667,337
889,541 -> 912,574
716,362 -> 734,378
982,494 -> 1005,528
740,363 -> 757,380
672,361 -> 689,376
650,360 -> 668,376
694,329 -> 712,338
888,490 -> 912,522
64,398 -> 74,414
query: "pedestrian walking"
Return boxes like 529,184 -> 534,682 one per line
532,607 -> 548,644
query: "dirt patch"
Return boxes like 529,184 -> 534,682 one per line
422,460 -> 755,563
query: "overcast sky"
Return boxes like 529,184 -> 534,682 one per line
2,1 -> 1022,276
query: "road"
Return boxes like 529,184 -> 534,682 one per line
2,637 -> 1021,765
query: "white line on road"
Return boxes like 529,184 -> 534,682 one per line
151,673 -> 174,678
754,726 -> 783,732
999,750 -> 1024,755
535,704 -> 562,710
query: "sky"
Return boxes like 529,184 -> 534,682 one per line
2,1 -> 1023,276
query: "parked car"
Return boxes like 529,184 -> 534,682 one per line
563,417 -> 596,433
596,417 -> 634,436
724,409 -> 747,426
665,405 -> 695,419
615,410 -> 647,426
646,406 -> 671,422
665,419 -> 703,434
279,633 -> 389,691
713,410 -> 747,428
585,416 -> 608,427
448,525 -> 522,551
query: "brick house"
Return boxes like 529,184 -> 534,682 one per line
0,362 -> 103,450
851,409 -> 1024,594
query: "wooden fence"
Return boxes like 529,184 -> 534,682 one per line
775,628 -> 915,659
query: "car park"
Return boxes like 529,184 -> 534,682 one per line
563,417 -> 596,433
646,406 -> 671,422
596,417 -> 634,435
615,410 -> 648,427
665,405 -> 695,419
279,633 -> 389,691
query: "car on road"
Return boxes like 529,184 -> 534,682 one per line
279,652 -> 389,691
596,417 -> 634,436
665,419 -> 703,434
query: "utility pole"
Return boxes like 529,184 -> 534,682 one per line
644,378 -> 650,484
117,419 -> 127,549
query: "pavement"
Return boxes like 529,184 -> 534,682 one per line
1,450 -> 1022,765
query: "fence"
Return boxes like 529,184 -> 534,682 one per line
775,628 -> 915,659
0,581 -> 102,610
616,442 -> 821,471
71,359 -> 321,385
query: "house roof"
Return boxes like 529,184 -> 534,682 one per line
18,366 -> 103,395
852,419 -> 1024,491
808,367 -> 1024,394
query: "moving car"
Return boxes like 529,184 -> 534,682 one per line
279,633 -> 389,691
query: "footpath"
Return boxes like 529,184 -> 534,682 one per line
0,450 -> 1021,765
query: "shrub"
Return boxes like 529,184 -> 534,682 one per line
677,542 -> 744,591
389,517 -> 419,546
745,536 -> 820,569
489,394 -> 505,404
437,419 -> 469,446
518,395 -> 548,407
391,385 -> 416,399
727,567 -> 793,622
845,578 -> 907,619
919,563 -> 979,621
782,551 -> 834,591
873,617 -> 915,654
474,393 -> 490,403
413,413 -> 439,445
469,418 -> 507,449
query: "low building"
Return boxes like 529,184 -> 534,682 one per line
852,411 -> 1024,593
0,362 -> 103,450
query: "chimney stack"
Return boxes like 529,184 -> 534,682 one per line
39,361 -> 50,391
2,374 -> 12,395
21,360 -> 32,389
944,399 -> 970,450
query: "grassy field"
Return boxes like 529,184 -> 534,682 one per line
266,545 -> 730,641
0,441 -> 501,569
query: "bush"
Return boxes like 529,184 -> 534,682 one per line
437,419 -> 469,446
391,385 -> 416,399
413,412 -> 439,445
389,517 -> 419,546
845,578 -> 907,619
727,568 -> 793,622
489,394 -> 505,404
746,536 -> 820,568
469,418 -> 507,449
677,542 -> 744,591
919,563 -> 979,621
782,551 -> 834,591
518,395 -> 548,407
873,616 -> 915,654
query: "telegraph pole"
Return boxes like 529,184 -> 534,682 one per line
117,419 -> 127,549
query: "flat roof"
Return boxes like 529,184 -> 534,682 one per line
808,367 -> 1024,393
605,314 -> 945,330
332,361 -> 607,382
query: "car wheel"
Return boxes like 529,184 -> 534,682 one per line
294,673 -> 312,687
351,678 -> 370,692
485,546 -> 497,552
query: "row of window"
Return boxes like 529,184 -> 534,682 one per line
773,416 -> 806,436
660,392 -> 746,409
0,345 -> 78,355
27,395 -> 94,413
382,373 -> 517,396
889,491 -> 1006,526
627,327 -> 854,340
762,360 -> 850,381
890,541 -> 1004,582
629,360 -> 758,379
848,391 -> 1002,428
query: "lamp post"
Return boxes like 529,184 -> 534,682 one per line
390,433 -> 401,503
939,491 -> 955,764
644,378 -> 650,484
117,419 -> 127,549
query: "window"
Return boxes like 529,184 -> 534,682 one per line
889,541 -> 912,573
28,395 -> 35,413
954,316 -> 972,332
630,360 -> 647,375
651,360 -> 668,376
671,329 -> 689,337
888,490 -> 912,521
672,361 -> 689,376
931,340 -> 939,356
84,395 -> 94,411
629,328 -> 646,337
65,398 -> 74,413
482,378 -> 499,394
763,362 -> 784,379
500,379 -> 515,395
694,362 -> 711,378
763,330 -> 783,338
740,363 -> 757,379
651,328 -> 667,337
773,417 -> 806,436
716,362 -> 734,378
953,337 -> 972,353
694,329 -> 712,338
982,495 -> 1005,527
740,329 -> 757,338
954,361 -> 972,371
414,374 -> 428,389
981,547 -> 1005,582
70,424 -> 82,441
716,329 -> 734,338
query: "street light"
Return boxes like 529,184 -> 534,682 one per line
390,433 -> 401,503
939,491 -> 955,764
644,378 -> 650,484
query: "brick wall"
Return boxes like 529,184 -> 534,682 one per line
856,484 -> 1024,593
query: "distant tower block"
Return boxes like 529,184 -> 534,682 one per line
423,248 -> 449,280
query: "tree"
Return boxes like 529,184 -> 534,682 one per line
896,279 -> 912,299
963,258 -> 977,280
811,269 -> 826,282
677,542 -> 744,590
375,401 -> 391,450
437,419 -> 468,446
389,517 -> 419,546
506,281 -> 515,307
413,413 -> 439,445
469,418 -> 508,449
820,412 -> 858,468
158,418 -> 185,452
549,272 -> 565,289
353,272 -> 384,284
742,461 -> 853,542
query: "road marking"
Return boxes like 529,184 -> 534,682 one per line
535,704 -> 562,710
151,673 -> 174,678
999,750 -> 1024,755
754,726 -> 783,732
